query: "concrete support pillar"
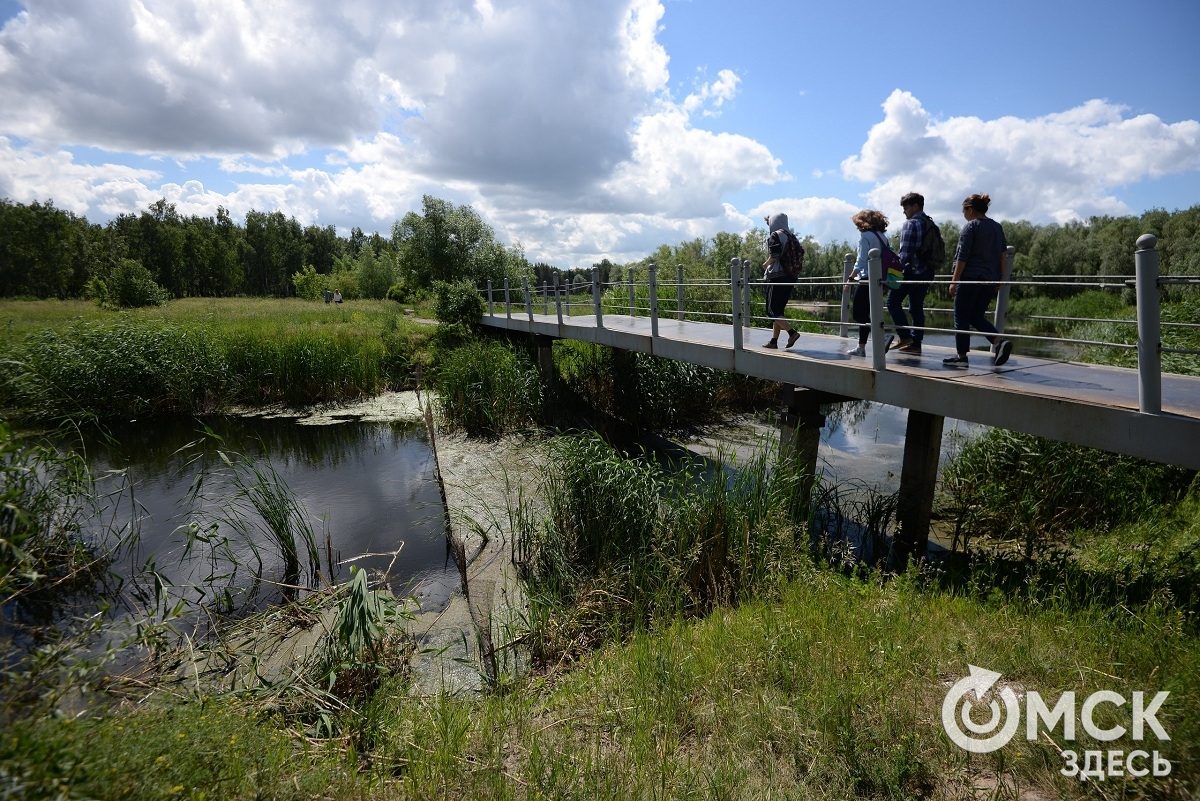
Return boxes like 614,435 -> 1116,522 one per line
534,334 -> 556,415
779,386 -> 828,511
894,409 -> 944,565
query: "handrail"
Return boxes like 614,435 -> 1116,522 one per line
482,234 -> 1194,415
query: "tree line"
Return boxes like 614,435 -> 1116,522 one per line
0,195 -> 529,304
1,194 -> 1197,304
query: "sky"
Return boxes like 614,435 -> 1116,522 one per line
1,0 -> 1198,269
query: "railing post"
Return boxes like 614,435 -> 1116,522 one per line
730,258 -> 743,352
523,277 -> 533,322
487,280 -> 494,316
504,278 -> 511,319
554,273 -> 563,325
649,264 -> 659,338
868,248 -> 887,371
627,267 -> 635,317
676,264 -> 685,320
592,267 -> 604,328
839,253 -> 854,338
1135,233 -> 1162,414
742,260 -> 752,329
542,280 -> 548,315
994,245 -> 1016,332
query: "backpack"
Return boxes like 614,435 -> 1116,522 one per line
777,229 -> 805,278
873,232 -> 904,290
918,216 -> 946,273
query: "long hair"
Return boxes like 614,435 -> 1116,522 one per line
852,209 -> 888,233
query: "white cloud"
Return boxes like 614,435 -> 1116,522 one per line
2,2 -> 1197,269
842,89 -> 1200,224
747,196 -> 862,247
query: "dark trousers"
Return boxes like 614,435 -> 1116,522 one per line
952,283 -> 1000,355
852,282 -> 871,346
887,277 -> 930,343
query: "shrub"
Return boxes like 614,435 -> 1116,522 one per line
291,264 -> 326,301
432,280 -> 484,329
92,259 -> 168,308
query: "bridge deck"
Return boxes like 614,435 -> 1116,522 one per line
482,312 -> 1200,470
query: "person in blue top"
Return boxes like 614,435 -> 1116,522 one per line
844,209 -> 894,356
944,193 -> 1011,367
888,192 -> 934,354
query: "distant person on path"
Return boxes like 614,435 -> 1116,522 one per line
888,192 -> 937,355
334,289 -> 343,304
323,288 -> 333,304
844,209 -> 893,356
944,193 -> 1011,368
761,212 -> 801,350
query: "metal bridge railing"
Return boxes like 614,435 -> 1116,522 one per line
484,234 -> 1195,416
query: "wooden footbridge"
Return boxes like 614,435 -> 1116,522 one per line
480,235 -> 1200,559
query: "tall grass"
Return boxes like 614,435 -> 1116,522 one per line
180,433 -> 323,605
552,340 -> 773,432
0,298 -> 432,423
0,423 -> 97,603
940,428 -> 1194,559
519,432 -> 811,665
432,338 -> 542,436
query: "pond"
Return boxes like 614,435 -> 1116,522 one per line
57,413 -> 459,631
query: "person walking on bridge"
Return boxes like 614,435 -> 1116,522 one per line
844,209 -> 893,357
761,212 -> 801,350
888,192 -> 937,354
944,193 -> 1011,367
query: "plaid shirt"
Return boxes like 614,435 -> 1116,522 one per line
899,212 -> 927,275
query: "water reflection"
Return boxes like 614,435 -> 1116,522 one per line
79,417 -> 456,615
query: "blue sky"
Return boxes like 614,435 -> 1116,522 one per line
1,0 -> 1198,268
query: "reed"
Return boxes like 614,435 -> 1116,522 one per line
431,338 -> 542,436
551,340 -> 769,431
181,437 -> 322,604
0,299 -> 432,422
520,432 -> 811,664
939,427 -> 1193,560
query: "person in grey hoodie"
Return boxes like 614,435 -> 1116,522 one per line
761,212 -> 801,349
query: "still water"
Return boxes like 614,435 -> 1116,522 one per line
79,416 -> 458,616
63,393 -> 982,632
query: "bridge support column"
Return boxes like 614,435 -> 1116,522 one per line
779,386 -> 829,510
895,409 -> 944,565
534,335 -> 556,415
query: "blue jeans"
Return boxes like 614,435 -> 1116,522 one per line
887,274 -> 931,343
953,283 -> 999,355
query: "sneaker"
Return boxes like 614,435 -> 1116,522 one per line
993,339 -> 1013,367
786,329 -> 801,349
762,339 -> 778,349
884,334 -> 896,352
943,354 -> 969,367
897,341 -> 921,354
847,345 -> 866,357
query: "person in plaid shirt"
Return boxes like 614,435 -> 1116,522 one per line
888,192 -> 934,354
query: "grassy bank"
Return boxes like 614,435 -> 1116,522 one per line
4,553 -> 1197,799
0,298 -> 433,422
5,297 -> 1199,798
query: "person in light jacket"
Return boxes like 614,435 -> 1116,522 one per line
843,209 -> 893,356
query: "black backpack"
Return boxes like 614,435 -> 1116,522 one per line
778,230 -> 805,277
918,216 -> 946,273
